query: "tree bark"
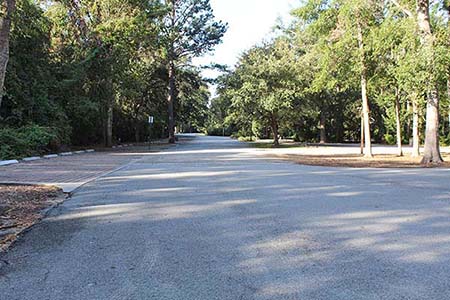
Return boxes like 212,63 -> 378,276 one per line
357,20 -> 373,158
167,0 -> 176,144
0,0 -> 16,109
448,77 -> 450,133
167,60 -> 176,144
395,89 -> 403,156
360,111 -> 364,155
135,125 -> 140,143
406,100 -> 412,145
446,3 -> 450,134
412,97 -> 420,157
106,98 -> 113,147
271,114 -> 279,146
417,0 -> 443,164
319,110 -> 326,144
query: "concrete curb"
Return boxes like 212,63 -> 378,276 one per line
0,160 -> 19,166
22,157 -> 41,162
1,149 -> 96,167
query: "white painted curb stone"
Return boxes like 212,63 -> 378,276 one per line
0,160 -> 19,166
44,154 -> 58,159
22,157 -> 41,162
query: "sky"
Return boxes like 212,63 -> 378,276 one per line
193,0 -> 297,89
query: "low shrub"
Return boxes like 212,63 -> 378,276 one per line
238,136 -> 256,142
383,134 -> 396,145
0,125 -> 63,160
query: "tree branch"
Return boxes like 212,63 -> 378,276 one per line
389,0 -> 413,18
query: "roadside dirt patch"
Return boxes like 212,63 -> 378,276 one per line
268,153 -> 450,168
0,185 -> 65,251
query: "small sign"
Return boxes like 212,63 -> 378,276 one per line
148,116 -> 154,124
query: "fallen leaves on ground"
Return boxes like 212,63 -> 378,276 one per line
0,185 -> 64,251
269,153 -> 450,168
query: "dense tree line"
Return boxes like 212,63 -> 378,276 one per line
0,0 -> 225,159
208,0 -> 449,164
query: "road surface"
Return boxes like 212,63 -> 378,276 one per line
1,135 -> 450,299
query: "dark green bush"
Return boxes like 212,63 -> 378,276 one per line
205,125 -> 232,136
0,125 -> 62,160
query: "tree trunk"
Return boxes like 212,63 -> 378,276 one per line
448,77 -> 450,132
417,0 -> 443,164
412,97 -> 420,157
106,98 -> 113,147
395,89 -> 403,156
167,0 -> 176,144
357,20 -> 373,158
406,100 -> 412,146
360,112 -> 364,155
271,114 -> 279,146
319,110 -> 326,144
336,107 -> 344,143
447,3 -> 450,134
0,0 -> 16,109
135,125 -> 140,143
167,60 -> 176,144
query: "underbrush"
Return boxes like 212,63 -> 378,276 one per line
0,125 -> 66,160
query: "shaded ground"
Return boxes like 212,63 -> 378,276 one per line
0,185 -> 64,251
1,135 -> 450,299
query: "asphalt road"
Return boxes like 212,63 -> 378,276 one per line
1,135 -> 450,300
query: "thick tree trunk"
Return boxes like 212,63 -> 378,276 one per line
271,114 -> 279,146
0,0 -> 16,109
417,0 -> 443,164
411,98 -> 421,157
319,110 -> 326,144
167,60 -> 176,144
357,21 -> 373,158
395,89 -> 403,156
421,88 -> 442,163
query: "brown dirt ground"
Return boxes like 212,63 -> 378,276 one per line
0,185 -> 65,251
268,153 -> 450,168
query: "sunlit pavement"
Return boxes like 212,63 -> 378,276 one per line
1,135 -> 450,299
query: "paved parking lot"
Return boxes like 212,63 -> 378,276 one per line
0,149 -> 148,192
